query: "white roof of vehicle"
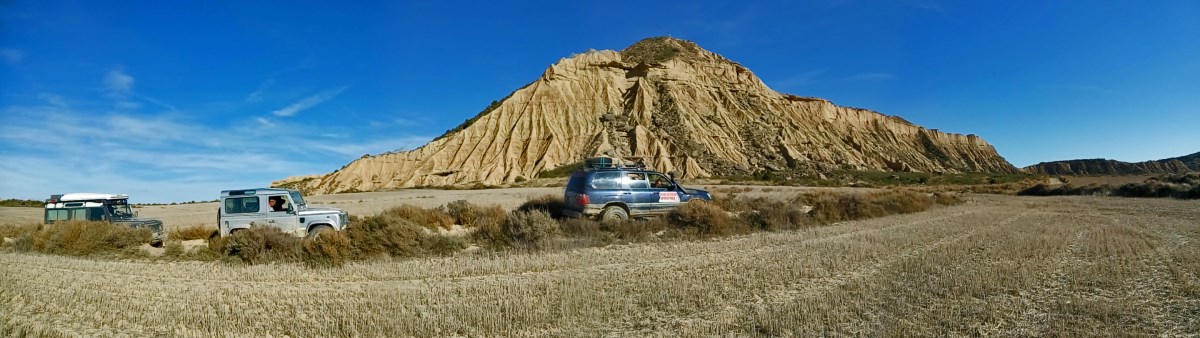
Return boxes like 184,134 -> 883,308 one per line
58,193 -> 129,201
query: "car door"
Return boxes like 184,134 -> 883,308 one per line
625,172 -> 657,216
265,194 -> 303,236
646,172 -> 682,214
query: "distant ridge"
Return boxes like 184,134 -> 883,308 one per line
1024,151 -> 1198,175
277,37 -> 1015,194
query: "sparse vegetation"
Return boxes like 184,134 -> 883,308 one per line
1019,172 -> 1200,199
2,194 -> 1197,336
0,221 -> 150,256
167,225 -> 217,240
536,161 -> 583,178
0,198 -> 42,208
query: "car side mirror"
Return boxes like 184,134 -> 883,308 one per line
667,171 -> 676,180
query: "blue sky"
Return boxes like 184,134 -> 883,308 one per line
2,0 -> 1197,202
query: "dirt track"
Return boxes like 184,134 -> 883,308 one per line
2,193 -> 1198,336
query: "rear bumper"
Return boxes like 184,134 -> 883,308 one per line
563,205 -> 604,218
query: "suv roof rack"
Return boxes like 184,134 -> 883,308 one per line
583,156 -> 645,170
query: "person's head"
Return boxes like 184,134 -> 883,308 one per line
268,198 -> 278,207
654,178 -> 662,186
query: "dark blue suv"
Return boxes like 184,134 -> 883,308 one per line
562,159 -> 712,222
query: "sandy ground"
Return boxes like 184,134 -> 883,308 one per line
2,194 -> 1197,336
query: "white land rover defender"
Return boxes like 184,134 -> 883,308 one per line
217,188 -> 349,238
44,193 -> 166,247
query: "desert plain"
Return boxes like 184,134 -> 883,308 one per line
1,186 -> 1198,336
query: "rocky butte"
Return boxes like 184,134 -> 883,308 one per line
276,37 -> 1016,194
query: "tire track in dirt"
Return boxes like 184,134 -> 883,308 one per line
762,213 -> 1021,303
605,211 -> 1023,335
1024,218 -> 1091,336
1115,215 -> 1197,336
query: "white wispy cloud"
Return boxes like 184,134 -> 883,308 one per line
105,68 -> 135,94
246,79 -> 275,103
0,96 -> 426,202
271,85 -> 350,117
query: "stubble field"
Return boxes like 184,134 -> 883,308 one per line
2,192 -> 1198,336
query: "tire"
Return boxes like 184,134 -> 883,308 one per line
150,240 -> 164,248
229,228 -> 246,235
600,206 -> 628,224
308,225 -> 334,239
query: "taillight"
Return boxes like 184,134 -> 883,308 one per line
576,194 -> 589,206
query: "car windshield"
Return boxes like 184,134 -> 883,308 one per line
289,191 -> 306,209
106,200 -> 133,218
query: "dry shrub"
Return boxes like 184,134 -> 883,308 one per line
516,194 -> 565,219
503,210 -> 561,250
0,223 -> 39,240
443,200 -> 505,227
346,214 -> 432,258
739,198 -> 813,231
797,189 -> 940,224
666,201 -> 741,238
221,227 -> 302,264
8,221 -> 150,256
163,240 -> 185,257
932,192 -> 964,206
302,231 -> 350,268
426,235 -> 468,256
168,225 -> 218,240
560,217 -> 604,238
381,204 -> 454,230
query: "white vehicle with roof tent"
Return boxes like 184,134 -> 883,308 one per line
217,188 -> 349,238
44,193 -> 165,247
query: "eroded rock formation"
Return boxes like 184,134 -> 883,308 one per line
277,37 -> 1016,194
1025,153 -> 1197,176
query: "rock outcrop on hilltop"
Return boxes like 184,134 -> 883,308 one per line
276,37 -> 1016,194
1161,152 -> 1200,171
1025,152 -> 1198,175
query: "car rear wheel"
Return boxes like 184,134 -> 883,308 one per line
600,206 -> 628,224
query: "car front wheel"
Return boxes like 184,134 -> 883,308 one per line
308,225 -> 334,239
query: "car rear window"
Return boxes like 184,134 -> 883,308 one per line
566,173 -> 587,192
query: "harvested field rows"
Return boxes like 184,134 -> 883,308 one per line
2,195 -> 1198,336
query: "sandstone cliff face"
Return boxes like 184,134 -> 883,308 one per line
277,37 -> 1016,194
1024,152 -> 1198,176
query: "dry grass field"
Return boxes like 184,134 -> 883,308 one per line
2,192 -> 1198,336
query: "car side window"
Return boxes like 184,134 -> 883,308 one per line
591,172 -> 626,189
224,196 -> 260,214
648,173 -> 673,189
627,172 -> 650,189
